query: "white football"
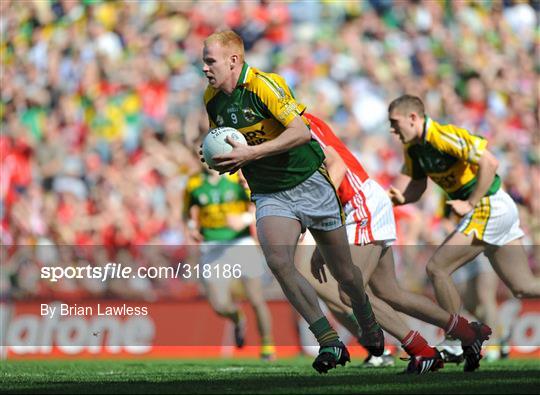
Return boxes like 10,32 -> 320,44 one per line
202,127 -> 247,168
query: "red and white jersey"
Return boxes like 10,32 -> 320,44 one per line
305,113 -> 396,246
305,113 -> 369,205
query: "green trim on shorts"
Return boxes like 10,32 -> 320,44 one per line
317,166 -> 345,226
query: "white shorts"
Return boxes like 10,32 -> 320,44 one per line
457,188 -> 524,246
343,179 -> 397,246
252,169 -> 344,233
200,236 -> 266,282
301,179 -> 397,246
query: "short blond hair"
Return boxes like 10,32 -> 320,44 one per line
204,30 -> 245,63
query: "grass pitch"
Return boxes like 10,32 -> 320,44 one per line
1,358 -> 539,394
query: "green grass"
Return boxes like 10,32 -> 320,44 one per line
1,358 -> 539,394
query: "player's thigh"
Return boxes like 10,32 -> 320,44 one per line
486,238 -> 534,291
256,216 -> 302,267
349,243 -> 383,285
429,230 -> 485,274
309,226 -> 354,279
202,279 -> 233,310
369,246 -> 402,298
242,276 -> 266,305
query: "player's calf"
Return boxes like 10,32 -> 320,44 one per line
353,296 -> 385,356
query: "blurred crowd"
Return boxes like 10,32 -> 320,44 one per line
1,0 -> 538,301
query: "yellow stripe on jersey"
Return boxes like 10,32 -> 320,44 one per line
183,174 -> 204,215
256,74 -> 282,98
462,197 -> 491,240
247,68 -> 307,127
186,174 -> 204,191
438,130 -> 463,151
426,120 -> 488,166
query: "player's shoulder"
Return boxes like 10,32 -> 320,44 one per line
426,117 -> 449,137
186,174 -> 205,191
248,67 -> 289,98
427,117 -> 471,140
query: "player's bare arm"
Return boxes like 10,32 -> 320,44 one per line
446,149 -> 499,216
388,176 -> 427,206
186,205 -> 204,244
323,145 -> 347,189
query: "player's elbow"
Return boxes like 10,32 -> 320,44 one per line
410,178 -> 427,202
289,117 -> 311,145
299,127 -> 311,144
336,165 -> 347,182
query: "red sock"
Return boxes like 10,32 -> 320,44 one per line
445,314 -> 475,344
401,331 -> 437,358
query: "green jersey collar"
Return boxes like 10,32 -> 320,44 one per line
236,63 -> 251,88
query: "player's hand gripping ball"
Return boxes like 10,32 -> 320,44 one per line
201,127 -> 247,169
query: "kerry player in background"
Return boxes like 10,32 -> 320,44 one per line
388,94 -> 540,371
184,167 -> 275,360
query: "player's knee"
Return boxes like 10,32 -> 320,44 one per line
213,304 -> 235,317
247,294 -> 266,309
426,259 -> 448,280
510,285 -> 536,299
511,287 -> 525,299
331,266 -> 355,285
265,255 -> 293,277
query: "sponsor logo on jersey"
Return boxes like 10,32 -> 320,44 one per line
216,115 -> 224,126
242,108 -> 257,123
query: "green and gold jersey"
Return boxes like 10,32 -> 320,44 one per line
402,117 -> 501,200
203,63 -> 324,194
184,173 -> 251,242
